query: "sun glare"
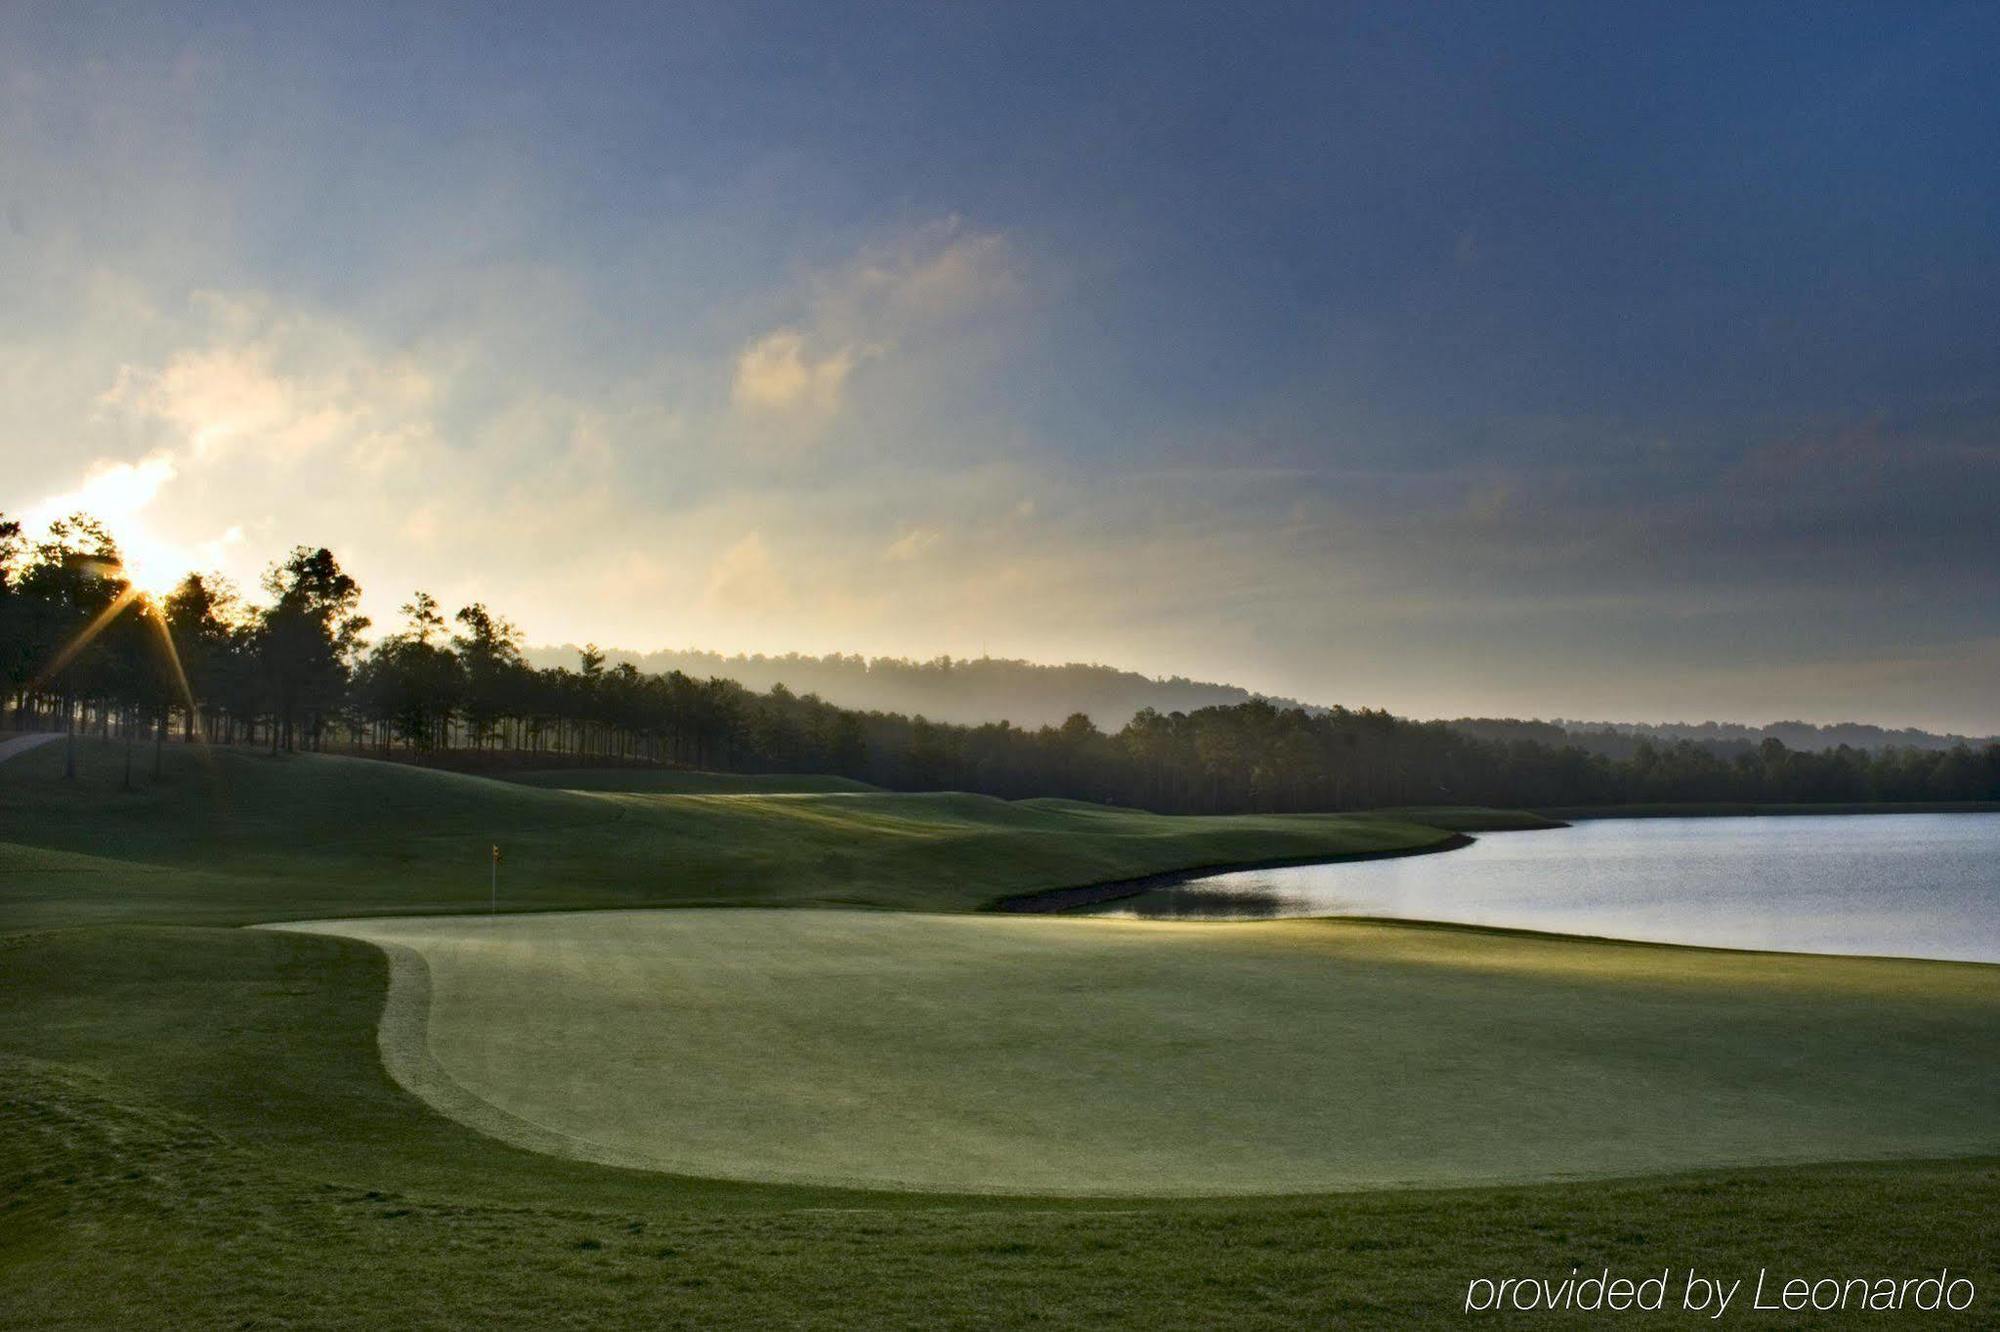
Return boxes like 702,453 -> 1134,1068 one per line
111,531 -> 188,599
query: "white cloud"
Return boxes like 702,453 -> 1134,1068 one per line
731,329 -> 860,418
193,524 -> 245,568
99,294 -> 438,469
20,451 -> 192,592
729,219 -> 1019,431
8,288 -> 462,608
842,219 -> 1018,327
702,531 -> 790,613
24,452 -> 178,528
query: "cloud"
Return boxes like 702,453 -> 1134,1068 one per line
8,288 -> 458,597
193,524 -> 245,568
8,286 -> 471,612
18,450 -> 202,594
728,219 -> 1020,432
843,219 -> 1018,327
99,292 -> 438,469
24,452 -> 178,528
731,329 -> 860,418
884,526 -> 941,561
702,531 -> 790,613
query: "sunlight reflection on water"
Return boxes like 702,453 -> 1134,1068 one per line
1088,814 -> 2000,963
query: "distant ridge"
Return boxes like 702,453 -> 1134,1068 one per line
526,644 -> 1991,750
523,646 -> 1317,730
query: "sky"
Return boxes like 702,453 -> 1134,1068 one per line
4,1 -> 1998,732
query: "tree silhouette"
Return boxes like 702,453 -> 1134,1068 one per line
3,508 -> 1996,811
259,547 -> 368,753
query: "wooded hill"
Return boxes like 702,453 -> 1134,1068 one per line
525,645 -> 1315,730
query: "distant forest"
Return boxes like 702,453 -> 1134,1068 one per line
525,645 -> 1310,730
1451,717 -> 1997,757
6,514 -> 1998,814
549,646 -> 1992,754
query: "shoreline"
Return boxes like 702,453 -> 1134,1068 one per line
986,832 -> 1477,914
1543,801 -> 2000,820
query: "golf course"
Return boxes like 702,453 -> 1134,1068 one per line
13,2 -> 2000,1321
275,908 -> 1998,1195
4,740 -> 1997,1327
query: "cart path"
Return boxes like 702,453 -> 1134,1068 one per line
0,732 -> 61,765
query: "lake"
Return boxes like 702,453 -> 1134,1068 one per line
1086,814 -> 2000,963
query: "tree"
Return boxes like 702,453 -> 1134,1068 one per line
161,573 -> 241,743
259,547 -> 368,753
454,602 -> 524,749
17,515 -> 126,778
352,591 -> 462,751
0,512 -> 24,718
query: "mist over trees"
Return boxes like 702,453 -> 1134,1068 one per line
1452,717 -> 1997,758
544,648 -> 1991,753
5,511 -> 1999,814
525,645 -> 1313,730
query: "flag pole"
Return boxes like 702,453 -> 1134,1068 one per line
490,843 -> 499,916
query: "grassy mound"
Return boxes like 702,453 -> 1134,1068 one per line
0,739 -> 1457,930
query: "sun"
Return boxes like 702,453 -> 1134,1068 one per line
111,532 -> 189,600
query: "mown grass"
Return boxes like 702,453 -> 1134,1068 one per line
2,742 -> 1996,1326
502,767 -> 886,794
2,926 -> 1994,1329
0,739 -> 1459,929
277,908 -> 2000,1194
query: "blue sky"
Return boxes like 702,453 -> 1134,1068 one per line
5,1 -> 1997,729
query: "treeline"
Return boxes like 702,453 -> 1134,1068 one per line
5,511 -> 1998,812
525,644 -> 1312,730
1452,716 -> 1997,757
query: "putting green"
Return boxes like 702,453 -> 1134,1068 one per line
274,909 -> 2000,1196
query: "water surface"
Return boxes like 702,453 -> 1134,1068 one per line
1089,814 -> 2000,963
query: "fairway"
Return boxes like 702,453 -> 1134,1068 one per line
501,768 -> 886,794
0,739 -> 1471,929
276,909 -> 2000,1196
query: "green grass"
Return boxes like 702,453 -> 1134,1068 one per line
0,739 -> 1457,929
501,767 -> 886,794
3,925 -> 1995,1328
275,908 -> 2000,1195
3,741 -> 1998,1326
